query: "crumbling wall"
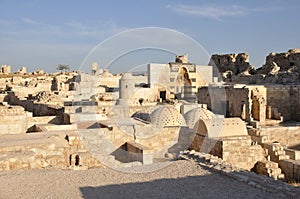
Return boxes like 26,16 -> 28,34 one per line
209,53 -> 253,77
265,85 -> 300,121
1,65 -> 11,74
197,86 -> 250,119
261,49 -> 300,74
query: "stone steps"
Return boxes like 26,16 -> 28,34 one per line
255,160 -> 285,180
250,135 -> 269,144
263,143 -> 290,162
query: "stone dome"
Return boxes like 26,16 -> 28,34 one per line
184,107 -> 215,129
131,110 -> 151,122
149,106 -> 186,127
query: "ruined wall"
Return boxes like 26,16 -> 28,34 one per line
279,159 -> 300,181
261,49 -> 300,73
99,76 -> 122,88
260,125 -> 300,148
189,134 -> 266,170
0,131 -> 102,172
209,53 -> 253,76
6,92 -> 64,117
197,86 -> 250,119
212,49 -> 300,84
198,84 -> 300,122
0,106 -> 27,134
266,85 -> 300,121
1,65 -> 11,74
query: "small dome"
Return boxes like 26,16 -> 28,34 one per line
184,107 -> 215,129
150,106 -> 186,127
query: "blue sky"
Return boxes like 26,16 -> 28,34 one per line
0,0 -> 299,73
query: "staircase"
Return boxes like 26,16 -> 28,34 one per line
255,160 -> 285,180
263,142 -> 290,162
248,127 -> 288,180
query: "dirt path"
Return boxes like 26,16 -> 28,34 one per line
0,160 -> 278,199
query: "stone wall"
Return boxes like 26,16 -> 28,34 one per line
1,65 -> 11,74
260,125 -> 300,148
0,132 -> 102,172
279,159 -> 300,181
26,116 -> 61,128
6,92 -> 64,117
265,85 -> 300,121
261,49 -> 300,73
0,106 -> 27,134
179,150 -> 300,197
197,86 -> 250,119
189,134 -> 266,170
198,84 -> 300,122
209,53 -> 253,77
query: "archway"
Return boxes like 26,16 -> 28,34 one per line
175,67 -> 192,99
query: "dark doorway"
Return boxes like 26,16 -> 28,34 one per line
160,91 -> 166,100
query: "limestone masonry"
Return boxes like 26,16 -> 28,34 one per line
0,51 -> 300,188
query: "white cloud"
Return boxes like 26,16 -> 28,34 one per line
166,4 -> 268,20
0,17 -> 127,40
21,17 -> 45,26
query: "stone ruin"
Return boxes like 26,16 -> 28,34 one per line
17,66 -> 27,74
209,53 -> 255,78
1,65 -> 11,74
0,53 -> 299,188
260,48 -> 300,74
91,62 -> 100,76
175,53 -> 189,63
214,49 -> 300,84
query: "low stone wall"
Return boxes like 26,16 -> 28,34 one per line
279,159 -> 300,181
6,92 -> 64,117
179,150 -> 300,198
260,125 -> 300,148
189,134 -> 266,170
26,116 -> 60,128
0,132 -> 102,172
285,148 -> 300,160
0,106 -> 27,134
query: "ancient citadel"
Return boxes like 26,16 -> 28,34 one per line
1,49 -> 300,185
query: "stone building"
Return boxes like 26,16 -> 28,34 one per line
148,54 -> 213,102
197,84 -> 287,125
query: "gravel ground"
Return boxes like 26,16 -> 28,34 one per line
0,160 -> 280,199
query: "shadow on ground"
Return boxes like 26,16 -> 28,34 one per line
80,173 -> 273,199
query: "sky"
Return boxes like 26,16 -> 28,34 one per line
0,0 -> 300,73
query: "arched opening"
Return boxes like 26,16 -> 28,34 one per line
69,155 -> 72,166
175,67 -> 192,100
75,155 -> 80,166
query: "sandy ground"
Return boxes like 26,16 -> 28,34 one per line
0,160 -> 279,199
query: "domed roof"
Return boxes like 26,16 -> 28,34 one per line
184,107 -> 215,129
132,110 -> 151,122
149,106 -> 186,127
